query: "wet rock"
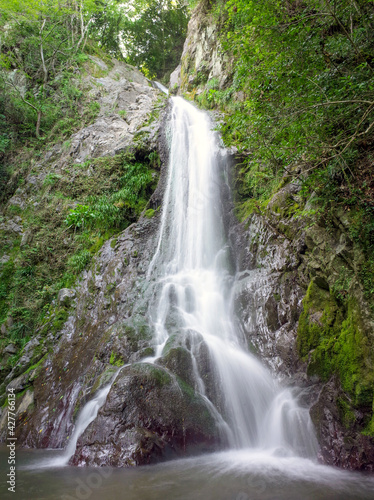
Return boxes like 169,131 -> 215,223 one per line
311,378 -> 374,471
157,347 -> 195,387
72,363 -> 220,466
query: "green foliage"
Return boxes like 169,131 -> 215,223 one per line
122,0 -> 189,81
0,149 -> 159,357
144,208 -> 155,218
194,0 -> 374,211
64,159 -> 156,231
297,279 -> 374,410
67,249 -> 92,273
0,260 -> 14,322
65,205 -> 96,229
0,0 -> 123,144
43,173 -> 62,187
109,351 -> 124,367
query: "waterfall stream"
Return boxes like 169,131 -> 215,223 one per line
41,96 -> 317,468
146,96 -> 318,455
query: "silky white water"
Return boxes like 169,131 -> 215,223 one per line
36,96 -> 318,469
30,383 -> 114,468
148,96 -> 318,456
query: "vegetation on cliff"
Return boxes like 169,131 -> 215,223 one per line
0,0 -> 172,379
181,0 -> 374,440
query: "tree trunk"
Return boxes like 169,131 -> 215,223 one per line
36,110 -> 42,139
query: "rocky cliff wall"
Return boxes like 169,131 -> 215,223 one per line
0,90 -> 222,465
170,2 -> 374,471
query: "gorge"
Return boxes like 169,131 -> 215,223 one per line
1,0 -> 374,498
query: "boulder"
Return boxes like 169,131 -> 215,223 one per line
71,363 -> 220,466
4,344 -> 17,355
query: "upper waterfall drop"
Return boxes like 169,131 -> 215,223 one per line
148,96 -> 319,456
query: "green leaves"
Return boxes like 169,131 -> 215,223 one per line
67,249 -> 92,273
64,160 -> 156,231
65,205 -> 96,229
211,0 -> 374,204
121,0 -> 189,80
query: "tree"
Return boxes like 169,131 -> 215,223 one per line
0,0 -> 125,139
121,0 -> 189,80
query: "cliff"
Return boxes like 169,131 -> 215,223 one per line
170,0 -> 374,470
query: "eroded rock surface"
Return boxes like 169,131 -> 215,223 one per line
72,363 -> 219,466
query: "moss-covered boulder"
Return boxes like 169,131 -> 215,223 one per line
297,278 -> 374,469
71,363 -> 220,466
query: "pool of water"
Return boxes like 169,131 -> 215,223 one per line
1,446 -> 374,500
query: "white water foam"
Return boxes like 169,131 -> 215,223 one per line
36,96 -> 318,468
147,96 -> 318,456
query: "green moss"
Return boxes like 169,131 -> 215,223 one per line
135,363 -> 172,387
176,376 -> 196,399
161,334 -> 178,356
52,309 -> 69,333
24,354 -> 47,375
364,410 -> 374,437
235,198 -> 269,222
15,386 -> 33,400
109,351 -> 124,367
337,396 -> 356,429
89,236 -> 105,255
0,259 -> 15,324
91,367 -> 117,394
297,279 -> 338,358
105,282 -> 116,295
144,208 -> 155,218
298,279 -> 374,410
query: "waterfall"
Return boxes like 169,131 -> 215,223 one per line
42,96 -> 318,467
147,96 -> 318,456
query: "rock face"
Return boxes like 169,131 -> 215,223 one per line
311,377 -> 374,471
0,59 -> 168,450
0,95 -> 224,465
228,182 -> 374,470
170,1 -> 230,93
72,363 -> 219,466
3,174 -> 165,449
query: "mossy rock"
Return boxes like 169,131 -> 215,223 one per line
298,278 -> 374,409
297,278 -> 340,358
157,347 -> 195,386
72,362 -> 220,466
90,366 -> 118,395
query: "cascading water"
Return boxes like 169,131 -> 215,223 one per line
147,96 -> 318,456
13,94 -> 374,500
40,96 -> 317,468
